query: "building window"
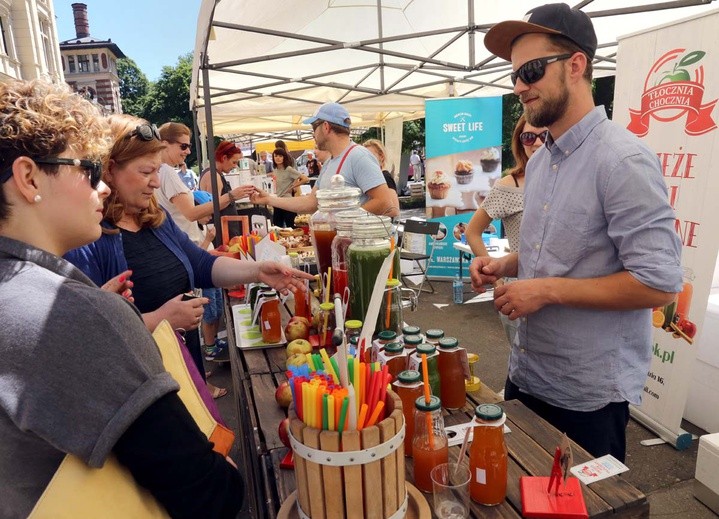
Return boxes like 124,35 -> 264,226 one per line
0,16 -> 9,56
68,55 -> 76,73
39,19 -> 55,74
78,54 -> 90,72
92,53 -> 100,72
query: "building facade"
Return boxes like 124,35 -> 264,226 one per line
59,2 -> 124,114
0,0 -> 63,83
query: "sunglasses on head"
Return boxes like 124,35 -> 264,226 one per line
519,130 -> 549,146
128,123 -> 161,141
511,54 -> 573,86
33,157 -> 103,189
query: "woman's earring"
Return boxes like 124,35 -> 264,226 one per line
33,194 -> 42,203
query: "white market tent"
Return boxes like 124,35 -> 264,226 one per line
190,0 -> 716,141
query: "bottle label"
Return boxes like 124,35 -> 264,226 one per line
475,467 -> 487,485
263,320 -> 271,330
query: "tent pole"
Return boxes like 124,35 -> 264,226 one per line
192,109 -> 203,168
202,57 -> 223,247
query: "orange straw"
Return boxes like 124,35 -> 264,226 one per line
366,401 -> 385,427
421,354 -> 435,450
357,403 -> 369,430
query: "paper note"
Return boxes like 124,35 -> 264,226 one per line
570,454 -> 629,485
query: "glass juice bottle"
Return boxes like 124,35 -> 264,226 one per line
347,214 -> 398,324
469,403 -> 507,506
425,329 -> 444,346
260,290 -> 282,343
331,208 -> 368,315
317,301 -> 336,349
391,370 -> 424,457
310,176 -> 361,291
437,337 -> 466,409
402,325 -> 421,337
403,334 -> 423,354
413,395 -> 448,492
415,343 -> 441,398
383,342 -> 407,380
378,278 -> 403,336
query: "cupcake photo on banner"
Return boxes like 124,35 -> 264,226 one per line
423,96 -> 503,278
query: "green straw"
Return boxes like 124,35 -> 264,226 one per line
330,357 -> 340,381
338,396 -> 350,434
322,393 -> 329,430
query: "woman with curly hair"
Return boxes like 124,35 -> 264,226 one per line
0,80 -> 248,518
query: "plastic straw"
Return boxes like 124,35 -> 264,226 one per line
385,237 -> 396,329
421,354 -> 435,450
357,403 -> 369,430
327,394 -> 334,431
347,384 -> 357,430
366,401 -> 385,428
338,396 -> 350,434
455,424 -> 472,476
322,394 -> 329,430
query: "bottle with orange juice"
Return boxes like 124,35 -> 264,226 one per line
391,370 -> 424,457
469,403 -> 507,506
412,395 -> 448,492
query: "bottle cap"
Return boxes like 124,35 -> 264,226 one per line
349,336 -> 359,345
438,337 -> 459,349
319,302 -> 335,311
378,330 -> 397,341
345,319 -> 363,330
402,325 -> 421,336
416,343 -> 436,355
397,370 -> 421,384
425,329 -> 444,339
403,334 -> 423,345
384,342 -> 404,353
415,395 -> 441,412
475,403 -> 503,421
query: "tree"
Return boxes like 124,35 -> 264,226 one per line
142,53 -> 196,165
117,58 -> 150,117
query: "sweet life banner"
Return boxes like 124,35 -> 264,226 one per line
424,97 -> 503,278
613,9 -> 719,447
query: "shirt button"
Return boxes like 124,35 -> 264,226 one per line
520,348 -> 526,353
552,164 -> 558,171
565,150 -> 570,156
543,204 -> 549,211
534,244 -> 540,250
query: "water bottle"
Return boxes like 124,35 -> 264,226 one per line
453,275 -> 463,304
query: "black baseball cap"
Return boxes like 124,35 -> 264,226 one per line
484,3 -> 597,61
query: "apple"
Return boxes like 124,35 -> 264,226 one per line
678,318 -> 697,339
286,338 -> 312,357
285,319 -> 310,342
278,418 -> 291,448
286,353 -> 308,368
216,244 -> 229,252
228,236 -> 243,247
275,381 -> 293,408
289,316 -> 310,328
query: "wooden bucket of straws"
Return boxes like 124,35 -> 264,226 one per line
288,390 -> 413,519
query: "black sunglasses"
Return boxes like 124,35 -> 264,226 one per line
311,120 -> 325,131
33,157 -> 103,189
175,142 -> 191,151
519,130 -> 549,146
128,123 -> 161,141
511,54 -> 573,86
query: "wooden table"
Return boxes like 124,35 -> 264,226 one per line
226,295 -> 649,518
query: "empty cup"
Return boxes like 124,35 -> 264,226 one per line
431,462 -> 471,518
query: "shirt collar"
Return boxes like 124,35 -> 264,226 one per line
547,106 -> 608,156
0,236 -> 96,286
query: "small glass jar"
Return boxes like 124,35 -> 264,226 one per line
402,324 -> 421,337
310,176 -> 361,287
345,319 -> 363,344
437,337 -> 466,409
415,343 -> 441,398
378,278 -> 403,336
413,395 -> 448,492
425,329 -> 445,346
288,251 -> 300,268
347,214 -> 399,323
317,301 -> 336,349
392,370 -> 424,457
469,404 -> 507,506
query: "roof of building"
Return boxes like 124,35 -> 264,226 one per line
59,36 -> 126,59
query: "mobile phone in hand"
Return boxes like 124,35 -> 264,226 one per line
181,293 -> 199,302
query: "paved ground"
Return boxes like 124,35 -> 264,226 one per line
211,280 -> 717,518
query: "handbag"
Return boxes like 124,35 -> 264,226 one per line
28,320 -> 235,518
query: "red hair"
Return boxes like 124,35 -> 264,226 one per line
215,141 -> 241,162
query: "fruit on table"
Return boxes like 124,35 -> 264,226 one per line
286,338 -> 312,357
286,353 -> 308,368
285,317 -> 310,341
275,381 -> 293,408
278,418 -> 291,448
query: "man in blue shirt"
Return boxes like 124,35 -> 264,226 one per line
471,3 -> 683,461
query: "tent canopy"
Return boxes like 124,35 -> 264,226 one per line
191,0 -> 716,136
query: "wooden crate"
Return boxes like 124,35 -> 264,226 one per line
289,391 -> 406,519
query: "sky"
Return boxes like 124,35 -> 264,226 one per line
53,0 -> 201,81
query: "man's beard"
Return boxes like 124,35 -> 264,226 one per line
524,76 -> 570,128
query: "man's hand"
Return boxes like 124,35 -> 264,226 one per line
258,261 -> 315,296
231,185 -> 256,200
250,189 -> 271,206
469,257 -> 504,293
493,278 -> 555,320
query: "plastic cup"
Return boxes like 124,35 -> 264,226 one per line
431,462 -> 471,519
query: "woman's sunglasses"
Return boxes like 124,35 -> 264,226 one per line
33,157 -> 103,189
176,142 -> 192,151
128,123 -> 161,141
519,131 -> 549,146
511,54 -> 572,86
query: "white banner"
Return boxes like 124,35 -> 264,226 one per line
613,9 -> 719,446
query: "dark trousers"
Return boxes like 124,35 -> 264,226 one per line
505,378 -> 630,461
273,206 -> 298,228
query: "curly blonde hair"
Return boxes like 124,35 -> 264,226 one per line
102,114 -> 166,230
0,80 -> 109,220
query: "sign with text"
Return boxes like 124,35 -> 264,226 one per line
614,10 -> 719,439
424,97 -> 503,278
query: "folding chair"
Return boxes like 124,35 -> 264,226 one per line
400,219 -> 441,296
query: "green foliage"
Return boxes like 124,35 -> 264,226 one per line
357,118 -> 426,153
501,94 -> 523,171
117,58 -> 149,117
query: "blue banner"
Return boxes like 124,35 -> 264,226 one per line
424,96 -> 503,278
425,97 -> 502,158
